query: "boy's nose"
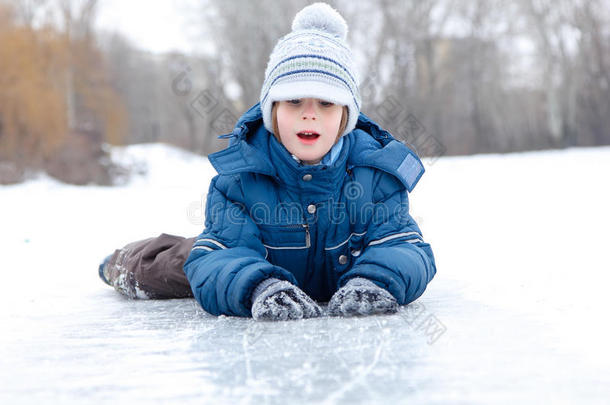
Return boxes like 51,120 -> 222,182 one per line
301,99 -> 317,120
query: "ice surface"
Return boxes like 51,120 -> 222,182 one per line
1,144 -> 609,404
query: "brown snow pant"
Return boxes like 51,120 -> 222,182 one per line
104,233 -> 196,299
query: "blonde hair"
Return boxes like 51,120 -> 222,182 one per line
271,102 -> 349,145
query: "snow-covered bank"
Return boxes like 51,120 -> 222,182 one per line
1,143 -> 608,404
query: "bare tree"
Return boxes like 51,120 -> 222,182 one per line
572,0 -> 610,146
519,0 -> 579,147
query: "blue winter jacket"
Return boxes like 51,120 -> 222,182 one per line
183,103 -> 437,317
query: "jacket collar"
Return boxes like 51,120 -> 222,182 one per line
208,103 -> 425,192
348,114 -> 425,192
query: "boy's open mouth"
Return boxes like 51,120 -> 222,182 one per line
297,131 -> 320,141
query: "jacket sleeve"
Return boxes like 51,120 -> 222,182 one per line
183,175 -> 298,317
337,174 -> 437,306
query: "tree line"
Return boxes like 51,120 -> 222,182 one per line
1,0 -> 609,184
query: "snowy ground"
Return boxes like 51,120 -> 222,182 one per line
1,143 -> 609,404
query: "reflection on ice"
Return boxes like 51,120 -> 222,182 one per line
1,284 -> 606,404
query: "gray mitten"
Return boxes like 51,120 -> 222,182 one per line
328,277 -> 398,317
251,278 -> 322,321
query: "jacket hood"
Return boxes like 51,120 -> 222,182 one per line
208,103 -> 425,192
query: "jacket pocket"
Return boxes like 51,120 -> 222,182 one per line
259,223 -> 310,250
258,223 -> 311,282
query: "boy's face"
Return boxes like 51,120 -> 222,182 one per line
276,98 -> 343,165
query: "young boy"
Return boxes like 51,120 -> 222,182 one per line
99,2 -> 437,321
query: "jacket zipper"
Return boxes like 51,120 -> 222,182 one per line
303,223 -> 310,248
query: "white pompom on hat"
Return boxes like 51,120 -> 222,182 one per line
260,2 -> 361,138
291,2 -> 348,38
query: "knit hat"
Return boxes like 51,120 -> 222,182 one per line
260,2 -> 361,138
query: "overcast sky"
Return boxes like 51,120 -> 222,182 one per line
95,0 -> 204,54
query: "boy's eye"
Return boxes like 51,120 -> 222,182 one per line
288,99 -> 301,104
319,101 -> 334,107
